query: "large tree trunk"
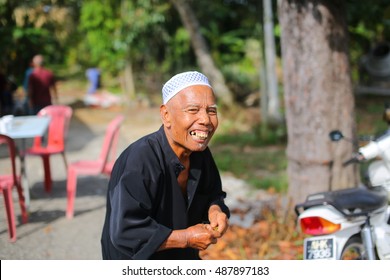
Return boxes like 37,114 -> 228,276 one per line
278,0 -> 359,204
170,0 -> 234,108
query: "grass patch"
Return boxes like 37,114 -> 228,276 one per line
247,174 -> 288,192
212,124 -> 287,147
211,144 -> 288,193
211,118 -> 288,193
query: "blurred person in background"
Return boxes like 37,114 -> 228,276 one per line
28,54 -> 58,114
21,59 -> 34,115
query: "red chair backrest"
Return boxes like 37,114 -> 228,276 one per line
32,105 -> 73,150
0,134 -> 18,184
99,115 -> 125,173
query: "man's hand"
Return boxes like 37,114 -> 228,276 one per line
184,224 -> 218,250
208,205 -> 229,238
159,224 -> 217,251
158,206 -> 228,252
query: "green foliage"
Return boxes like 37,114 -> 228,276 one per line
77,0 -> 122,73
347,0 -> 390,81
76,0 -> 170,79
2,0 -> 390,108
161,27 -> 192,72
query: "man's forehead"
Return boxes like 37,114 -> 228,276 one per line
176,86 -> 215,102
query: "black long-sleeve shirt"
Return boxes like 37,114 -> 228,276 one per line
101,125 -> 229,260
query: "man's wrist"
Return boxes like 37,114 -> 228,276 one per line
208,204 -> 222,215
160,229 -> 188,251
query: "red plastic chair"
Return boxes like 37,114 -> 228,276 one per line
0,134 -> 28,242
66,115 -> 125,218
24,105 -> 73,193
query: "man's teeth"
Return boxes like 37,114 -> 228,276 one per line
190,131 -> 208,140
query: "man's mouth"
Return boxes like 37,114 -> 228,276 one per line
189,130 -> 209,141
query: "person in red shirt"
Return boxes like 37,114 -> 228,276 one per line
28,54 -> 58,114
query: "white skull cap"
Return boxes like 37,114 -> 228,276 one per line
162,71 -> 212,104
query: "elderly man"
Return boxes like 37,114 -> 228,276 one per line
101,71 -> 230,260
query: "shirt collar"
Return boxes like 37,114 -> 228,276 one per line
156,124 -> 203,168
156,125 -> 184,172
157,125 -> 202,209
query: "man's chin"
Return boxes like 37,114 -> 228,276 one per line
192,142 -> 209,151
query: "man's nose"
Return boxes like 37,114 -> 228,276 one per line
198,109 -> 211,124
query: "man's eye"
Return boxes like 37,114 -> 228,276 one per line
186,108 -> 200,113
208,108 -> 217,115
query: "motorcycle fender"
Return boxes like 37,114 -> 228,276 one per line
298,205 -> 363,259
299,205 -> 349,225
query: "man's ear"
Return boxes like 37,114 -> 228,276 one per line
160,104 -> 171,128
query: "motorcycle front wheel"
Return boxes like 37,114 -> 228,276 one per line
340,236 -> 367,260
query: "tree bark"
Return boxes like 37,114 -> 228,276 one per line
278,0 -> 359,204
170,0 -> 234,108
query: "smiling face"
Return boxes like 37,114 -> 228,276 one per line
160,85 -> 218,159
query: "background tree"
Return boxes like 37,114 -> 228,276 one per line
170,0 -> 234,108
278,0 -> 359,204
262,0 -> 282,124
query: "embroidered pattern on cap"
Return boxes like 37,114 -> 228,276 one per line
162,71 -> 212,104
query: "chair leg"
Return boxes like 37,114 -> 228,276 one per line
66,167 -> 78,219
41,155 -> 52,193
3,186 -> 17,242
15,179 -> 28,224
62,152 -> 68,170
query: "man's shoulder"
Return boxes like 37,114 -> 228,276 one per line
32,67 -> 54,77
122,130 -> 162,157
114,130 -> 165,175
42,68 -> 54,77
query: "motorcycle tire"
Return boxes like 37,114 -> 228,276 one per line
340,236 -> 367,260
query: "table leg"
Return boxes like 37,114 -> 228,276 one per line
18,139 -> 30,208
20,154 -> 30,208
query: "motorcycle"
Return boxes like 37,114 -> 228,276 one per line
294,129 -> 390,260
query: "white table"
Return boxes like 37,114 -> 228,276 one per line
0,115 -> 51,207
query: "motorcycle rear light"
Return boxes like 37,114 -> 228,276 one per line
300,216 -> 341,235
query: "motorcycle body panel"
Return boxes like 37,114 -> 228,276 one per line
371,207 -> 390,259
368,160 -> 390,200
360,135 -> 390,200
